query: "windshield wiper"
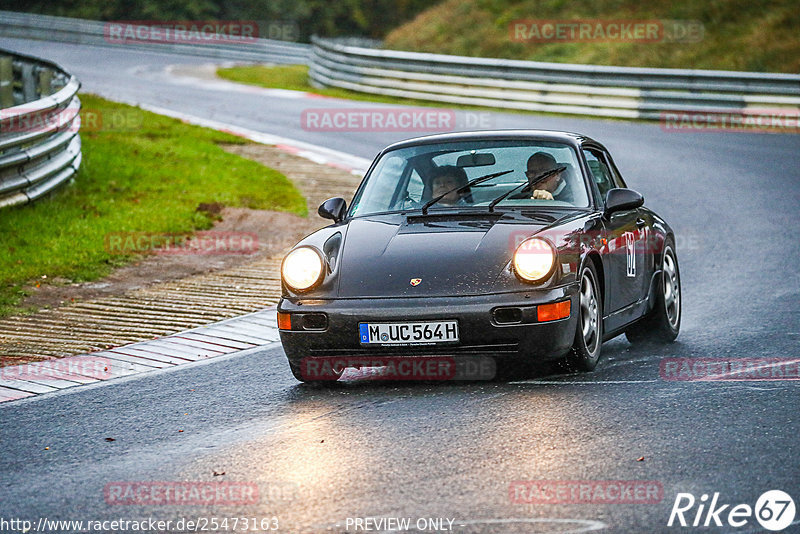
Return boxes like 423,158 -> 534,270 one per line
421,169 -> 513,214
486,166 -> 566,212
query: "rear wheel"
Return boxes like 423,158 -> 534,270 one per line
565,261 -> 602,371
625,242 -> 681,344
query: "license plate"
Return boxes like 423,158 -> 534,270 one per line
359,321 -> 459,345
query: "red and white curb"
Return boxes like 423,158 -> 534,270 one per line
0,308 -> 280,404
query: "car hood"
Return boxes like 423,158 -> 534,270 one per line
336,212 -> 564,298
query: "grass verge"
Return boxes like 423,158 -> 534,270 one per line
0,94 -> 306,318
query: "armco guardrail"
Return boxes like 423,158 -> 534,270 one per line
310,37 -> 800,120
0,48 -> 81,209
0,11 -> 311,64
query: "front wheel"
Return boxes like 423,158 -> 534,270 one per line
565,261 -> 603,371
625,242 -> 681,344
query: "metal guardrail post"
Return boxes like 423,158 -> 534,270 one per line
20,63 -> 36,101
38,67 -> 53,96
0,56 -> 12,108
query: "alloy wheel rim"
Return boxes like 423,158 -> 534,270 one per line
580,271 -> 599,352
663,249 -> 680,328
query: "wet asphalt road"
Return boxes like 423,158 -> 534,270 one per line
0,37 -> 798,533
1,341 -> 798,533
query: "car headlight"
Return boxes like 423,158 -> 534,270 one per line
282,247 -> 324,291
513,237 -> 556,282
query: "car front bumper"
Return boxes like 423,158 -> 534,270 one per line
278,284 -> 580,376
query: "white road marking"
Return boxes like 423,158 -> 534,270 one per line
510,379 -> 659,385
691,358 -> 800,381
457,518 -> 607,533
338,517 -> 608,533
739,519 -> 800,534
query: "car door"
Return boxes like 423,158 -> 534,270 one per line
582,147 -> 647,314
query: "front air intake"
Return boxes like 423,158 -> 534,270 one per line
492,307 -> 523,324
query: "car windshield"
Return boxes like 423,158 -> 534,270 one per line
348,140 -> 590,217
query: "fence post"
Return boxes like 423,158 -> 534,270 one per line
38,67 -> 53,97
0,56 -> 13,108
21,63 -> 39,102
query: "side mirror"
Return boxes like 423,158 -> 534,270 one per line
318,197 -> 347,223
604,188 -> 644,217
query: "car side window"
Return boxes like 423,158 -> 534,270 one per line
603,153 -> 628,189
583,148 -> 615,201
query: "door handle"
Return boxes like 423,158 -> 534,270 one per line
636,218 -> 646,228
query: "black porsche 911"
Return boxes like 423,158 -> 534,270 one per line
277,130 -> 681,382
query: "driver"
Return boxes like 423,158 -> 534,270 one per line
525,152 -> 573,203
430,165 -> 472,205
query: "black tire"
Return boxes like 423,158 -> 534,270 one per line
565,260 -> 603,372
288,358 -> 343,383
625,241 -> 681,344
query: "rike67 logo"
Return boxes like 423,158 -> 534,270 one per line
668,490 -> 795,531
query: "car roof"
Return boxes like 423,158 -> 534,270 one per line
381,129 -> 599,152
